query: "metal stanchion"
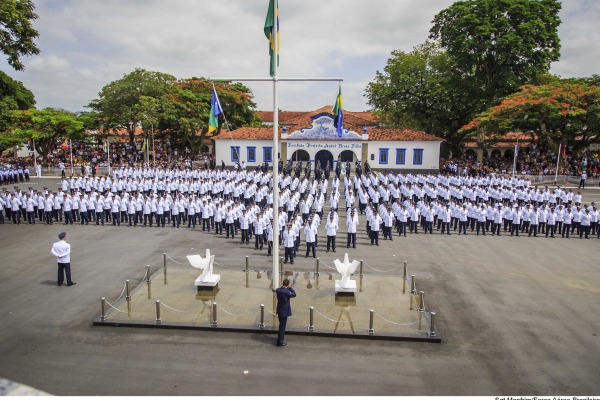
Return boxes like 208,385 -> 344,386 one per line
409,274 -> 416,310
125,279 -> 131,317
418,291 -> 425,330
368,309 -> 374,335
315,258 -> 320,276
402,261 -> 407,294
429,312 -> 436,337
359,260 -> 364,277
146,265 -> 152,299
163,253 -> 167,285
155,300 -> 162,325
245,269 -> 249,288
245,256 -> 249,272
308,306 -> 314,332
100,297 -> 107,321
279,257 -> 284,287
211,302 -> 218,327
259,304 -> 266,329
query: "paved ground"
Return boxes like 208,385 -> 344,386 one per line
0,177 -> 599,395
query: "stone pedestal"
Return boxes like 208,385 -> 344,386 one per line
196,275 -> 220,292
335,279 -> 357,295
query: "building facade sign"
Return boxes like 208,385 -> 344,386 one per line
284,114 -> 363,141
287,142 -> 362,150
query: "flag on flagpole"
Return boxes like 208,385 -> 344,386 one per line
208,87 -> 223,134
264,0 -> 279,77
60,138 -> 69,152
562,145 -> 566,158
515,141 -> 520,157
332,86 -> 344,137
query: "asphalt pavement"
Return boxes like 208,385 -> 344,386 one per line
0,177 -> 599,395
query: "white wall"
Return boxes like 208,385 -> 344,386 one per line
215,140 -> 274,167
216,139 -> 442,170
367,141 -> 441,170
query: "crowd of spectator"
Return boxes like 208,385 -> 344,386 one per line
440,146 -> 600,178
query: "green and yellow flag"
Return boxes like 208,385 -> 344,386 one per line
208,87 -> 223,134
264,0 -> 279,77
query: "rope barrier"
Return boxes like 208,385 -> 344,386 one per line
320,260 -> 338,271
264,307 -> 277,317
214,261 -> 238,270
216,304 -> 252,318
105,300 -> 127,314
165,253 -> 186,265
363,260 -> 399,273
112,282 -> 127,304
313,307 -> 354,324
375,312 -> 424,326
159,301 -> 188,313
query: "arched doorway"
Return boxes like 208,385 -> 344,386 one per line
290,149 -> 310,161
315,150 -> 334,171
465,149 -> 476,159
339,150 -> 355,163
504,149 -> 514,160
491,149 -> 502,158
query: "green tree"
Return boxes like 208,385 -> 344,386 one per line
430,0 -> 562,106
9,108 -> 84,165
365,42 -> 478,153
0,70 -> 35,109
0,70 -> 35,151
159,78 -> 260,156
461,81 -> 600,151
88,68 -> 176,146
0,0 -> 40,71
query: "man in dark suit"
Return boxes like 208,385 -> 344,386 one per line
275,278 -> 296,347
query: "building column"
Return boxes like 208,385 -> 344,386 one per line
280,142 -> 287,163
361,143 -> 369,164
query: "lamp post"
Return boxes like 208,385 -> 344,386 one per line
151,122 -> 155,167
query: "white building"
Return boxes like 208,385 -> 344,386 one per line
214,106 -> 442,172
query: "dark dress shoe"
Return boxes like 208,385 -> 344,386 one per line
67,282 -> 76,286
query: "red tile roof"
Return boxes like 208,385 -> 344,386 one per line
214,128 -> 282,140
255,107 -> 377,129
215,127 -> 441,142
367,128 -> 442,142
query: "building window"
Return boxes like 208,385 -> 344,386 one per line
396,149 -> 406,165
247,147 -> 256,163
379,148 -> 389,165
263,147 -> 272,162
231,146 -> 240,163
413,149 -> 423,165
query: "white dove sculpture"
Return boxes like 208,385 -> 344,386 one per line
187,249 -> 220,286
334,253 -> 360,291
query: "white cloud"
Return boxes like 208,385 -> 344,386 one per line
1,0 -> 597,114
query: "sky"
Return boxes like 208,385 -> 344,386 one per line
1,0 -> 599,114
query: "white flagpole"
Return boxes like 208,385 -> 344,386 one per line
512,140 -> 519,176
271,0 -> 280,289
107,138 -> 111,176
554,143 -> 561,184
32,139 -> 38,176
70,139 -> 74,175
